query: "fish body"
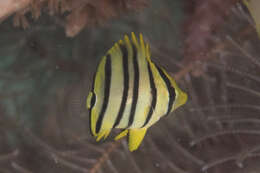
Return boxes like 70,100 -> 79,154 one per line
87,33 -> 187,151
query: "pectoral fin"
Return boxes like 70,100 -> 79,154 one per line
128,128 -> 147,152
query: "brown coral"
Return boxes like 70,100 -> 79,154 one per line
0,0 -> 148,37
183,0 -> 239,63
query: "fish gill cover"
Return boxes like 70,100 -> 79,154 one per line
0,0 -> 260,173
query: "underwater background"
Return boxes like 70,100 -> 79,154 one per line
1,0 -> 260,172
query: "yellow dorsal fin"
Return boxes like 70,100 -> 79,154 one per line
145,43 -> 151,61
139,33 -> 146,55
124,35 -> 132,48
243,0 -> 249,6
107,33 -> 148,60
131,32 -> 139,48
128,128 -> 147,151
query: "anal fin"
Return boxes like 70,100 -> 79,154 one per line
128,128 -> 147,152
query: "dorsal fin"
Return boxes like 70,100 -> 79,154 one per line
105,32 -> 150,61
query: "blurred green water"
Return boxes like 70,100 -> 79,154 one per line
0,0 -> 185,133
2,1 -> 260,173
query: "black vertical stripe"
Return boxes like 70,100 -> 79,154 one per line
142,62 -> 157,127
155,65 -> 176,115
90,93 -> 96,108
128,43 -> 139,127
89,67 -> 99,136
89,92 -> 96,136
95,55 -> 112,133
113,45 -> 129,128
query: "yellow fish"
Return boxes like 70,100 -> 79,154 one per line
87,33 -> 187,151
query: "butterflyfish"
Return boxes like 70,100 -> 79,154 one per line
87,32 -> 187,151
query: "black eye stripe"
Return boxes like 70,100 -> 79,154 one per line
90,92 -> 96,109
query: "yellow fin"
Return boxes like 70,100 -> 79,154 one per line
131,32 -> 139,48
174,88 -> 188,110
114,129 -> 129,141
243,0 -> 249,6
145,43 -> 151,61
160,67 -> 188,111
118,40 -> 123,44
128,128 -> 147,152
139,33 -> 146,55
124,35 -> 131,48
96,129 -> 111,141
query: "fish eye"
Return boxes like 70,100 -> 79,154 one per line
90,92 -> 96,108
